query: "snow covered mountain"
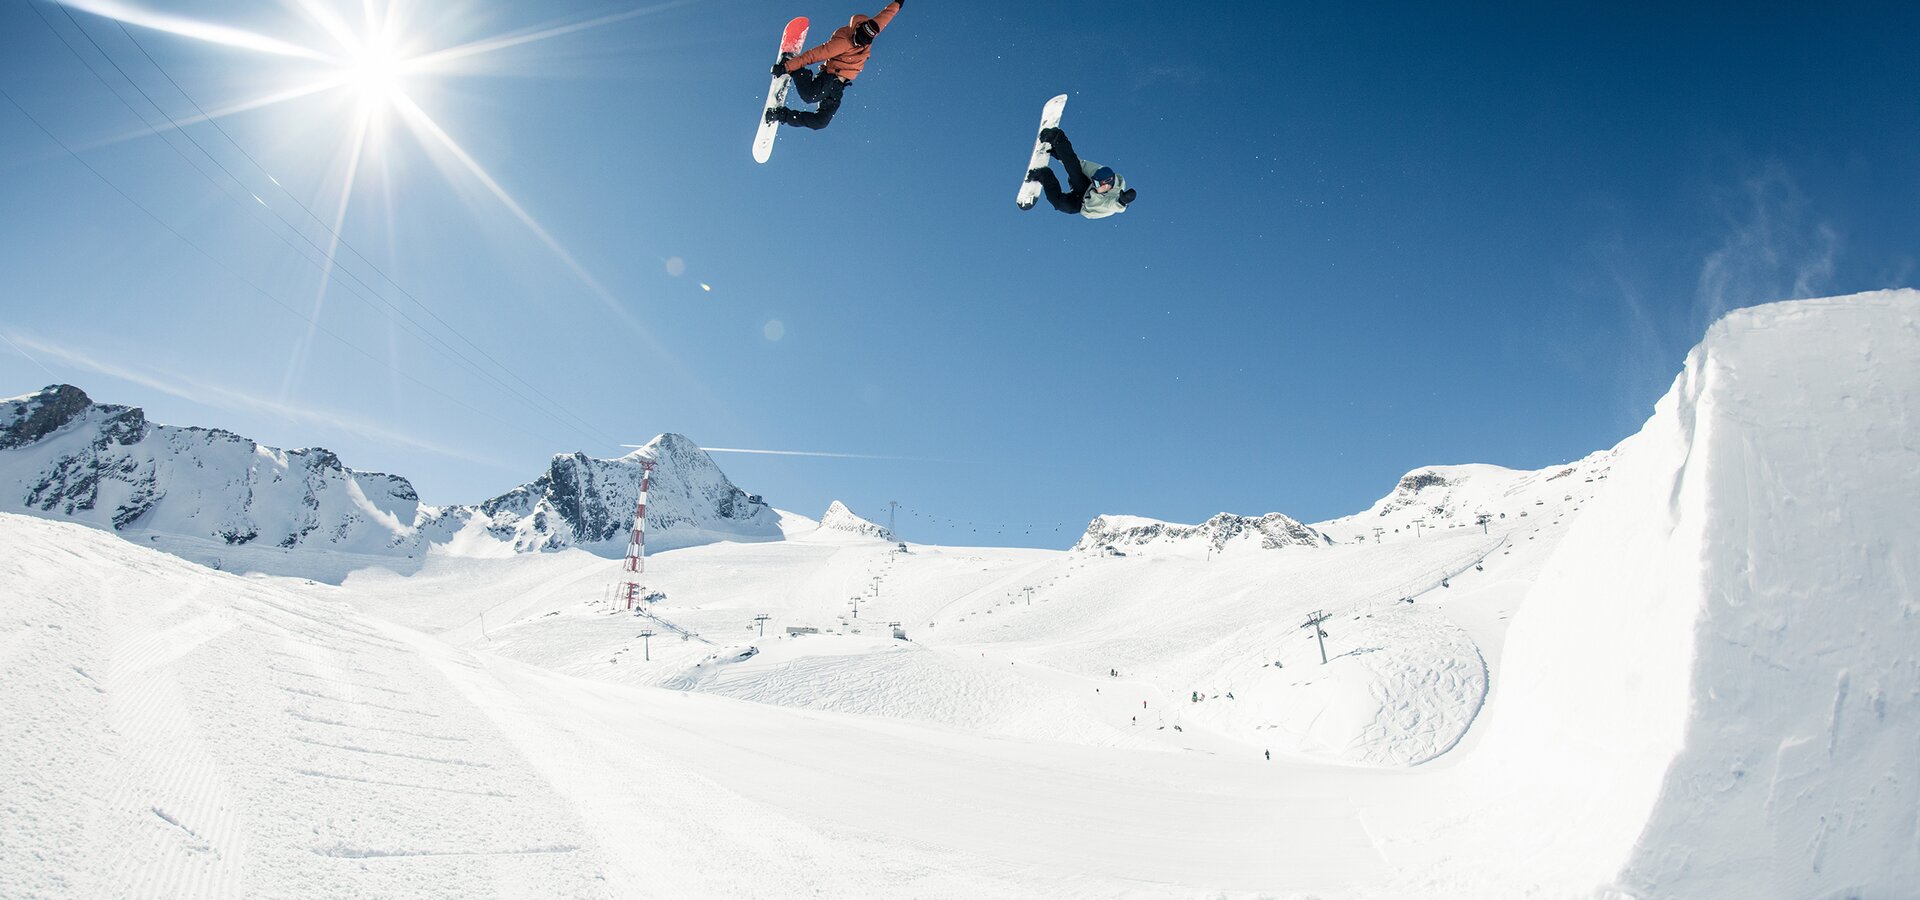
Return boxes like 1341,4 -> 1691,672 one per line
422,434 -> 781,554
816,500 -> 892,540
0,385 -> 424,556
1313,452 -> 1616,543
1072,511 -> 1330,556
0,388 -> 779,568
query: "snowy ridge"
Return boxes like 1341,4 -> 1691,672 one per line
1314,452 -> 1616,542
1072,511 -> 1330,555
0,385 -> 423,557
422,434 -> 780,555
816,500 -> 891,540
0,389 -> 779,571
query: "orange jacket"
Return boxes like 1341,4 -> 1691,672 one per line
782,2 -> 902,82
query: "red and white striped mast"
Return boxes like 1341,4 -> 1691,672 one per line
620,458 -> 656,609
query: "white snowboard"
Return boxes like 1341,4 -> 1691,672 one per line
753,17 -> 810,165
1016,94 -> 1070,210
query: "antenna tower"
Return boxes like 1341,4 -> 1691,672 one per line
620,459 -> 657,609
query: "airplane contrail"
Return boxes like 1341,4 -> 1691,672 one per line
622,445 -> 945,462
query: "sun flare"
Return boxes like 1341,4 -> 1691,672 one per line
342,36 -> 411,116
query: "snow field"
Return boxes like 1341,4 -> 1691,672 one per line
1,517 -> 612,898
5,293 -> 1915,897
376,497 -> 1570,768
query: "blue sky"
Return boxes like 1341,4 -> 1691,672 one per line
1,0 -> 1916,547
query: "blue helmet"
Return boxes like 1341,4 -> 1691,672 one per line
1092,166 -> 1116,187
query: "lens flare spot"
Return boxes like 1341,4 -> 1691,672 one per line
665,257 -> 687,277
763,319 -> 785,341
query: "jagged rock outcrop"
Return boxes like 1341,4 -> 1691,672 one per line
1072,512 -> 1329,555
818,501 -> 891,540
0,385 -> 422,554
0,387 -> 781,565
421,434 -> 781,553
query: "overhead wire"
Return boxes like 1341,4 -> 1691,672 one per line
0,84 -> 544,446
42,0 -> 623,449
103,15 -> 624,449
24,0 -> 625,451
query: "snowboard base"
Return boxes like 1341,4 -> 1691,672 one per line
1016,94 -> 1070,209
753,17 -> 810,164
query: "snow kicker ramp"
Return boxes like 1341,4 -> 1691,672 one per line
1395,291 -> 1920,898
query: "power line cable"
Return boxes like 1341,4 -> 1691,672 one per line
0,84 -> 542,450
42,0 -> 617,448
106,16 -> 623,448
28,1 -> 623,451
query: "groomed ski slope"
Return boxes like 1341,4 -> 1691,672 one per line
3,291 -> 1916,897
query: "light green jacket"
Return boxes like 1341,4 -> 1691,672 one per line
1078,159 -> 1129,220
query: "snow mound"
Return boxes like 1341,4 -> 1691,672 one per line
1073,511 -> 1329,556
1411,290 -> 1920,897
816,500 -> 892,540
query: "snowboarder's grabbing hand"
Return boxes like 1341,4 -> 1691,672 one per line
766,1 -> 904,131
1026,127 -> 1137,219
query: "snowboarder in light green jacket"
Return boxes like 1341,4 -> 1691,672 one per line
1025,127 -> 1136,220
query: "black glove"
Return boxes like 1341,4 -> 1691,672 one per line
1039,127 -> 1064,144
771,61 -> 790,76
1119,188 -> 1137,207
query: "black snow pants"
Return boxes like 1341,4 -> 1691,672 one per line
783,68 -> 847,130
1033,129 -> 1092,215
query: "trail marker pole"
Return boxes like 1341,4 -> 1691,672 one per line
1302,610 -> 1332,665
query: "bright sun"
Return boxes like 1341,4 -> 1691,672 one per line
342,39 -> 409,115
56,0 -> 657,324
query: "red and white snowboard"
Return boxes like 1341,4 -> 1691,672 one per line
1016,94 -> 1070,210
753,17 -> 810,164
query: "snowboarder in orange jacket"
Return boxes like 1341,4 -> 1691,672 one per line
767,2 -> 904,130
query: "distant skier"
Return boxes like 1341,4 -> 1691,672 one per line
767,1 -> 904,131
1024,127 -> 1136,219
1264,750 -> 1271,761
